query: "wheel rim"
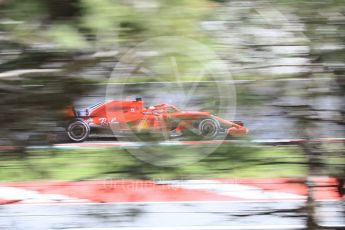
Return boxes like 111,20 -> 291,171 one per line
68,123 -> 88,141
200,121 -> 217,137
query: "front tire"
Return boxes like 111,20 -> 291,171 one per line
198,118 -> 220,139
66,119 -> 90,142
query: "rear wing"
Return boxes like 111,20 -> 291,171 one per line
64,105 -> 77,118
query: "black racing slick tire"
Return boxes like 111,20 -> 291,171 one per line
66,119 -> 90,142
198,118 -> 220,139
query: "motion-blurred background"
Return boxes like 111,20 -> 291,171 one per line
1,0 -> 344,143
0,0 -> 344,229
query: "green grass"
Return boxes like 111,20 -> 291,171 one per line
0,145 -> 307,182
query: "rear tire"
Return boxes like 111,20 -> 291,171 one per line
66,119 -> 90,142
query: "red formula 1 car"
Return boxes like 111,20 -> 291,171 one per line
64,98 -> 248,142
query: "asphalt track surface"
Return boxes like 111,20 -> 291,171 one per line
1,201 -> 344,230
50,137 -> 345,149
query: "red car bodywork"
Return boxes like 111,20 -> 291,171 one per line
65,98 -> 248,142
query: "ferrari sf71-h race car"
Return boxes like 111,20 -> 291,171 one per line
64,98 -> 248,142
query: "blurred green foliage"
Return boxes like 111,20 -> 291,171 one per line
2,0 -> 212,49
0,145 -> 306,181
